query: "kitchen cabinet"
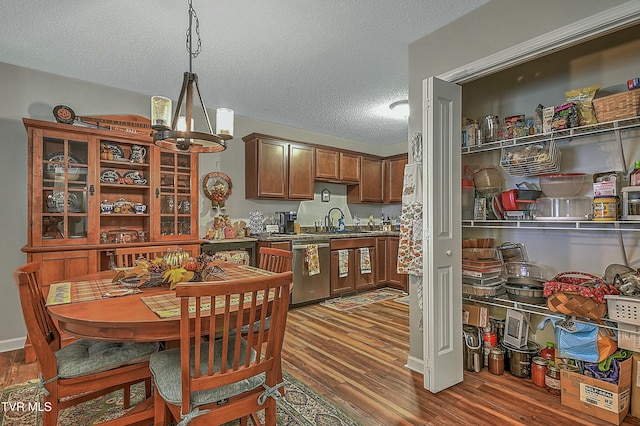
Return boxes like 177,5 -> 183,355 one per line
315,148 -> 340,181
375,237 -> 387,284
347,156 -> 385,203
375,236 -> 408,292
243,134 -> 314,200
386,237 -> 407,292
330,249 -> 356,295
22,118 -> 201,284
289,144 -> 315,199
330,237 -> 375,295
385,154 -> 408,204
256,240 -> 291,253
339,152 -> 361,182
314,148 -> 361,183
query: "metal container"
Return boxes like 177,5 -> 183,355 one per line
504,282 -> 546,304
462,281 -> 506,298
533,196 -> 592,220
504,341 -> 540,378
463,326 -> 483,372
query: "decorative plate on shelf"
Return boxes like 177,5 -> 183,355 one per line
100,142 -> 125,161
100,169 -> 121,183
46,191 -> 83,213
122,170 -> 147,185
45,151 -> 83,178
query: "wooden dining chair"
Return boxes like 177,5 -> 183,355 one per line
114,245 -> 193,268
13,262 -> 157,426
150,271 -> 293,426
258,247 -> 293,274
243,247 -> 293,350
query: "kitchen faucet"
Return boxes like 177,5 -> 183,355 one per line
325,207 -> 345,232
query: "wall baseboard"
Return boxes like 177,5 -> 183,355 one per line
405,355 -> 424,374
0,336 -> 26,353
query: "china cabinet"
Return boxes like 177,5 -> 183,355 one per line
23,118 -> 201,284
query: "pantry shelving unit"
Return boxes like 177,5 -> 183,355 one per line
462,114 -> 640,346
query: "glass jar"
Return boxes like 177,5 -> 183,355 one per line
539,342 -> 555,362
488,348 -> 504,375
545,363 -> 561,395
531,356 -> 547,387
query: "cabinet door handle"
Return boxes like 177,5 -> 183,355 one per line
89,185 -> 94,196
155,188 -> 160,198
446,249 -> 452,256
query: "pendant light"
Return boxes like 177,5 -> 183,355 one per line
151,0 -> 234,153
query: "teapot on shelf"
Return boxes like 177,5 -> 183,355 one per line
130,145 -> 147,164
100,199 -> 114,214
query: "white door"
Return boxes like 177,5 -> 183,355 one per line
422,76 -> 463,393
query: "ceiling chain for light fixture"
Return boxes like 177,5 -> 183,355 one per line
151,0 -> 234,154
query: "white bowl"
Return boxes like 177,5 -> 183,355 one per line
538,173 -> 587,197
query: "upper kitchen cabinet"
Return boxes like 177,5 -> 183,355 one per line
347,156 -> 385,203
314,148 -> 340,181
314,148 -> 360,183
339,152 -> 361,182
385,154 -> 408,204
243,133 -> 314,200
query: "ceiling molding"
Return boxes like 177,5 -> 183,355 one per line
438,1 -> 640,84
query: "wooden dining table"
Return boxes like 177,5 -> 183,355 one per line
47,263 -> 277,343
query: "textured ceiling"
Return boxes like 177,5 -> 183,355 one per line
1,0 -> 489,146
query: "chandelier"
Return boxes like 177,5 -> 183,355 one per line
151,0 -> 234,153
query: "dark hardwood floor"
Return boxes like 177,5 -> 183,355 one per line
3,297 -> 640,425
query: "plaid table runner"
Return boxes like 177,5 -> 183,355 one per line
46,278 -> 126,306
141,265 -> 275,318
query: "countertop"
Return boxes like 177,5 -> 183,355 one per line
256,230 -> 401,242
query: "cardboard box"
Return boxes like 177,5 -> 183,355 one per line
631,352 -> 640,418
561,357 -> 632,425
543,106 -> 555,133
463,303 -> 488,328
593,171 -> 625,197
618,323 -> 640,352
461,124 -> 478,147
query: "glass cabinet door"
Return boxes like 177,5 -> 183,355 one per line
38,131 -> 91,244
157,151 -> 197,240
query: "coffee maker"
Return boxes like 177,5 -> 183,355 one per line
276,211 -> 297,234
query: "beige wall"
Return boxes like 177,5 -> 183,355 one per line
0,61 -> 405,349
406,0 -> 635,364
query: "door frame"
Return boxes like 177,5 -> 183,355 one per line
438,2 -> 640,85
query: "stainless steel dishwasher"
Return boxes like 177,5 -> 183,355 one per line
292,239 -> 331,304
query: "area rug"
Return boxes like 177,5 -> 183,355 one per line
393,295 -> 410,305
0,370 -> 362,426
320,288 -> 401,311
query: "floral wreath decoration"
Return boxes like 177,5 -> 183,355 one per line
202,172 -> 232,211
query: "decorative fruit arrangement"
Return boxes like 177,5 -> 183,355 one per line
112,249 -> 223,290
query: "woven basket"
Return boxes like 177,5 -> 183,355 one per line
593,90 -> 640,122
546,292 -> 607,321
543,271 -> 618,321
